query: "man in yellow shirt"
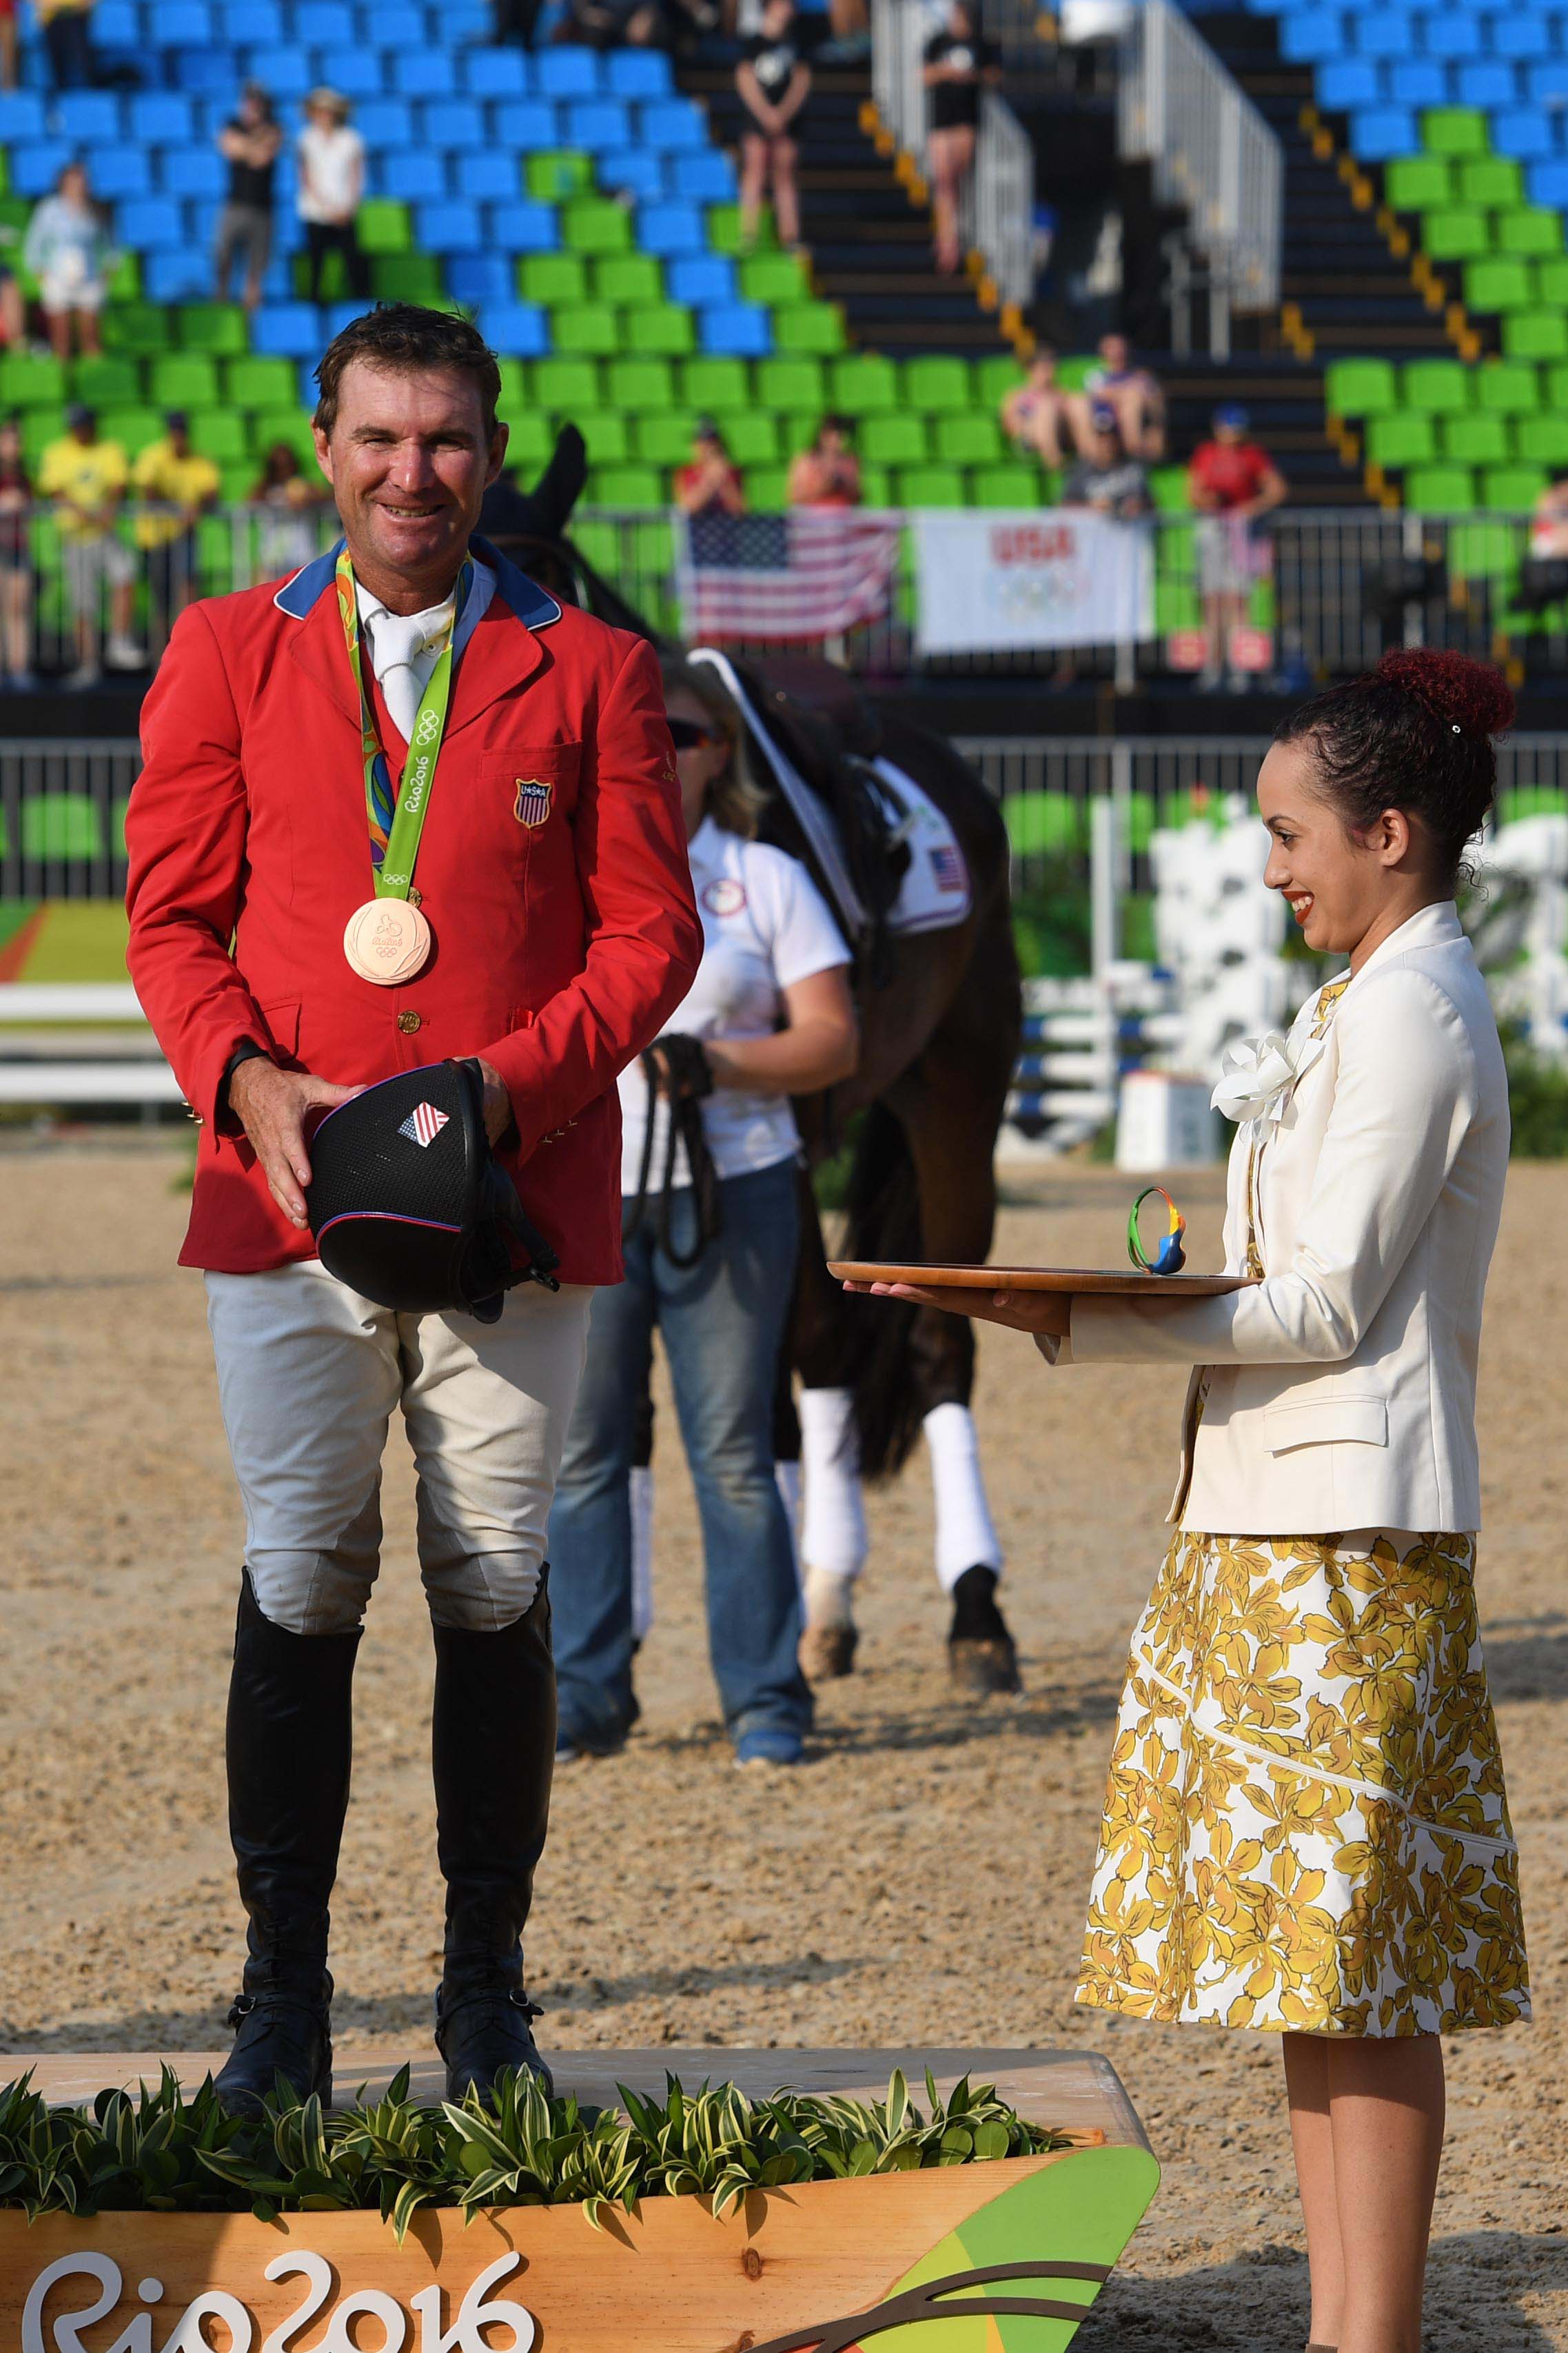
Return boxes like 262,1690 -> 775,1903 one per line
37,402 -> 141,685
132,410 -> 221,650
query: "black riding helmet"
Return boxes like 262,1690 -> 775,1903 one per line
305,1060 -> 559,1322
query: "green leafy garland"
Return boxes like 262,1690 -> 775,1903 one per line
0,2067 -> 1068,2245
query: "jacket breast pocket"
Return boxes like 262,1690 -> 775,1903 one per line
1263,1395 -> 1389,1455
479,743 -> 582,840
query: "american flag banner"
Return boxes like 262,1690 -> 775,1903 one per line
398,1102 -> 451,1149
675,508 -> 902,643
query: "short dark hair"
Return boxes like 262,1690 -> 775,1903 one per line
1274,648 -> 1514,891
312,303 -> 502,442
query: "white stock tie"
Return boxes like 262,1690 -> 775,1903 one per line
362,598 -> 454,744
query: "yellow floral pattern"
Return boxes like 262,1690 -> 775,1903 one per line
1076,1528 -> 1530,2035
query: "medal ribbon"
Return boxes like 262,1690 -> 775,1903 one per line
335,547 -> 473,900
1127,1184 -> 1187,1275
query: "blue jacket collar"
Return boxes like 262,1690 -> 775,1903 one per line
273,535 -> 563,641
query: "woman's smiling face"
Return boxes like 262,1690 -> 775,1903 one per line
1256,736 -> 1418,958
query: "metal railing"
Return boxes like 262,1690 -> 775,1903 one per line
870,0 -> 1036,307
1117,0 -> 1283,350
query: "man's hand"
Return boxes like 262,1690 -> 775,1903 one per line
840,1277 -> 1072,1337
476,1057 -> 514,1146
228,1059 -> 361,1228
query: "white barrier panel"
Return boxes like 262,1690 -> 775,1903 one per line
914,512 -> 1155,657
1114,1071 -> 1222,1171
0,984 -> 144,1020
0,1062 -> 182,1103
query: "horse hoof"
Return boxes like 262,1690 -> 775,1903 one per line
800,1622 -> 859,1682
946,1565 -> 1022,1695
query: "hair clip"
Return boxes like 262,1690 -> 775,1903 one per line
1128,1186 -> 1188,1276
1451,722 -> 1462,734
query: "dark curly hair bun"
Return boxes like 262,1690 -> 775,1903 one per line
1274,648 -> 1511,890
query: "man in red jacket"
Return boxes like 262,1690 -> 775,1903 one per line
125,305 -> 701,2112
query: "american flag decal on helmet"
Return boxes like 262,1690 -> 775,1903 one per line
398,1102 -> 450,1149
514,778 -> 553,827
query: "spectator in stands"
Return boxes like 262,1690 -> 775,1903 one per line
0,0 -> 18,94
250,441 -> 332,577
23,162 -> 114,363
675,419 -> 746,516
557,0 -> 662,43
788,414 -> 862,507
737,0 -> 811,254
133,412 -> 221,653
0,261 -> 25,355
999,346 -> 1083,469
923,0 -> 999,276
1188,402 -> 1287,691
215,83 -> 283,314
36,0 -> 96,91
0,415 -> 34,690
1530,474 -> 1568,558
1085,331 -> 1165,463
297,88 -> 369,305
37,405 -> 141,685
1061,401 -> 1150,521
493,0 -> 544,43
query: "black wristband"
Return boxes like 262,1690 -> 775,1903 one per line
221,1039 -> 272,1111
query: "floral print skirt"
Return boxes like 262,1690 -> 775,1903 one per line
1076,1528 -> 1530,2035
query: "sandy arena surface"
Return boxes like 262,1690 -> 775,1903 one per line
2,1147 -> 1563,2347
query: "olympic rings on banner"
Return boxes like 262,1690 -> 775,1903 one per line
1127,1185 -> 1188,1275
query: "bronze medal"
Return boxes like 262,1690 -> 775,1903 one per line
343,896 -> 433,985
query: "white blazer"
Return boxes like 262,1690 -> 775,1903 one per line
1059,902 -> 1509,1535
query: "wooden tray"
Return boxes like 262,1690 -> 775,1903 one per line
830,1259 -> 1253,1296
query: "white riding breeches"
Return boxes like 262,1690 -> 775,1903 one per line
205,1259 -> 593,1636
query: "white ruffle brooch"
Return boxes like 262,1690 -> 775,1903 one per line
1211,1031 -> 1303,1129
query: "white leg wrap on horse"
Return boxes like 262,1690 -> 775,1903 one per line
774,1458 -> 802,1587
630,1465 -> 655,1642
804,1565 -> 856,1628
798,1385 -> 868,1583
923,1401 -> 1003,1591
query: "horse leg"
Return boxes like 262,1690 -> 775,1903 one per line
788,1170 -> 869,1679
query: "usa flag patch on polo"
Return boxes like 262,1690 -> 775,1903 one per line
398,1102 -> 450,1149
514,778 -> 552,827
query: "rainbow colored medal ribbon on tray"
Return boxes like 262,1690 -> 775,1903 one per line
1127,1185 -> 1187,1275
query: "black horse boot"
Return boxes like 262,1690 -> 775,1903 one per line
947,1564 -> 1021,1695
432,1577 -> 556,2103
214,1573 -> 359,2118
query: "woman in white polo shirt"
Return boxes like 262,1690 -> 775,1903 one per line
547,657 -> 857,1768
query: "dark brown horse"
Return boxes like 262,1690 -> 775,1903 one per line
484,452 -> 1024,1690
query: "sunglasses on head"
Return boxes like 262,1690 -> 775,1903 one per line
667,717 -> 722,749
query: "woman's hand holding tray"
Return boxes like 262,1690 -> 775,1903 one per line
828,1262 -> 1254,1296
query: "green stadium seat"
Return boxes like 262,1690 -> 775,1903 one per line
1424,209 -> 1489,262
1367,412 -> 1438,467
772,303 -> 846,355
573,409 -> 630,463
1464,256 -> 1534,312
552,303 -> 620,358
722,411 -> 781,464
1504,310 -> 1568,360
495,358 -> 528,411
1005,789 -> 1084,856
970,464 -> 1040,507
150,354 -> 220,408
739,252 -> 808,304
1482,463 -> 1547,505
859,463 -> 893,507
1385,154 -> 1452,210
500,412 -> 553,467
177,304 -> 248,356
625,304 -> 694,356
0,350 -> 65,406
976,353 -> 1021,410
1458,156 -> 1524,208
1498,208 -> 1563,257
755,356 -> 824,412
746,466 -> 789,509
609,356 -> 677,410
1476,360 -> 1541,414
681,356 -> 749,412
21,793 -> 105,861
520,252 -> 587,305
1536,256 -> 1568,305
1149,465 -> 1192,512
1449,518 -> 1518,583
1423,108 -> 1489,158
905,355 -> 972,412
1325,356 -> 1397,416
1403,465 -> 1476,509
895,465 -> 965,507
1517,414 -> 1568,465
1056,356 -> 1096,391
21,412 -> 59,467
358,198 -> 412,254
828,354 -> 899,416
70,355 -> 141,407
189,409 -> 248,463
591,465 -> 662,507
562,199 -> 632,255
527,151 -> 591,200
935,412 -> 1004,465
372,254 -> 443,301
99,405 -> 163,456
249,410 -> 318,463
633,410 -> 698,464
1403,358 -> 1472,413
707,203 -> 771,256
861,412 -> 928,465
594,252 -> 663,307
534,357 -> 601,410
1442,411 -> 1510,463
103,304 -> 172,356
225,356 -> 296,409
1547,364 -> 1568,411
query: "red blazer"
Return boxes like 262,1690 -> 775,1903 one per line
125,537 -> 702,1283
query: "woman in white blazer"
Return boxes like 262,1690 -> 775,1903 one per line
848,647 -> 1529,2353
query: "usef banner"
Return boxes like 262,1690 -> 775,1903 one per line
914,509 -> 1154,656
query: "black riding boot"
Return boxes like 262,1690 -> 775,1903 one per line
432,1576 -> 556,2103
214,1573 -> 359,2118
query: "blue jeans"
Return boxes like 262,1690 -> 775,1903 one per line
547,1158 -> 811,1748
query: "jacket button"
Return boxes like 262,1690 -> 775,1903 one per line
396,1009 -> 422,1034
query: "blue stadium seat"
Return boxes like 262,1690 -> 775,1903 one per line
92,0 -> 139,38
700,303 -> 770,358
1388,59 -> 1446,103
1494,105 -> 1556,156
493,99 -> 558,145
357,97 -> 415,144
669,254 -> 735,305
1454,61 -> 1515,104
377,6 -> 427,37
605,48 -> 670,97
638,199 -> 704,256
1349,104 -> 1418,155
1320,57 -> 1381,105
146,250 -> 213,301
1353,10 -> 1414,56
323,300 -> 374,337
1527,158 -> 1568,203
478,303 -> 549,356
456,151 -> 518,200
88,145 -> 151,198
1494,12 -> 1552,57
157,0 -> 215,39
485,200 -> 558,251
414,198 -> 483,250
640,97 -> 706,151
672,150 -> 735,201
221,0 -> 285,37
176,44 -> 239,88
1423,12 -> 1483,57
54,91 -> 123,141
1280,8 -> 1344,59
245,42 -> 310,91
0,92 -> 45,141
130,92 -> 196,143
317,48 -> 383,96
253,303 -> 323,355
383,152 -> 448,199
1526,58 -> 1568,102
393,50 -> 455,94
536,46 -> 600,97
9,141 -> 72,196
567,99 -> 631,150
460,46 -> 532,94
422,99 -> 485,147
445,254 -> 513,304
294,0 -> 354,39
160,148 -> 227,198
598,149 -> 666,201
119,196 -> 184,249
